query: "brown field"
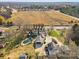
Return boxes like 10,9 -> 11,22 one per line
9,10 -> 79,25
5,44 -> 35,59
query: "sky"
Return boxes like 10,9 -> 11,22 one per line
0,0 -> 79,2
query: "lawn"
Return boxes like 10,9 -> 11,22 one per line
48,30 -> 65,43
48,30 -> 61,37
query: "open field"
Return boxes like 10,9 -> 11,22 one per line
9,10 -> 79,25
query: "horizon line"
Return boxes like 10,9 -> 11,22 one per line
0,1 -> 79,3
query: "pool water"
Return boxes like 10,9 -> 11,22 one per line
23,39 -> 30,43
22,38 -> 32,45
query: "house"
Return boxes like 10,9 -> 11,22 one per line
45,41 -> 59,56
19,54 -> 27,59
34,35 -> 44,48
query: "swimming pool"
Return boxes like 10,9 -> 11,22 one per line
21,38 -> 32,46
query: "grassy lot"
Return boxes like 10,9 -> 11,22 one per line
4,44 -> 35,59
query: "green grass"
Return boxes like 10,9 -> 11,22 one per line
48,30 -> 65,43
48,30 -> 61,37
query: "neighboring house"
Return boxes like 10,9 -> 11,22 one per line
19,54 -> 27,59
45,41 -> 59,56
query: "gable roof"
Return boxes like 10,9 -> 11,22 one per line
35,35 -> 44,43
